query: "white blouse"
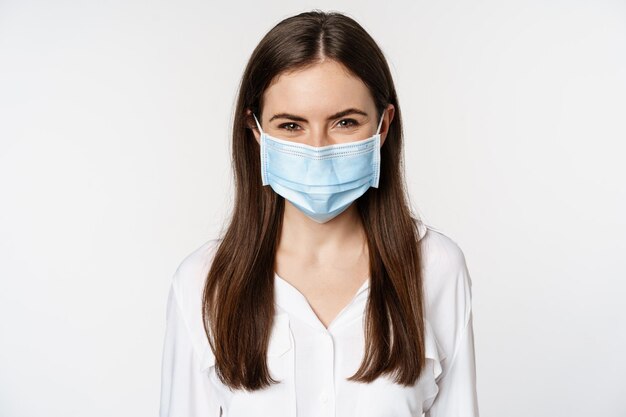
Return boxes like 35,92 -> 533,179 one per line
159,222 -> 480,417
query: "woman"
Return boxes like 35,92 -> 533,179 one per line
160,10 -> 480,417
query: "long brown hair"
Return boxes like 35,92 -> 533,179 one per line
202,9 -> 426,391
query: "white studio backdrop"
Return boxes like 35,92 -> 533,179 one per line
1,1 -> 625,416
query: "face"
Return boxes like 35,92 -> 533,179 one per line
248,60 -> 394,147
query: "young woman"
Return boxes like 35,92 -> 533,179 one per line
160,10 -> 479,417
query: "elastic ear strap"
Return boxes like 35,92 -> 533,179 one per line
252,113 -> 263,133
376,112 -> 385,135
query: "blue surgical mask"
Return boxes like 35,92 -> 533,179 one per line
252,112 -> 385,223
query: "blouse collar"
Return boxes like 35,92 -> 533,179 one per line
274,273 -> 370,333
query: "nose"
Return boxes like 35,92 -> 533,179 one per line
308,128 -> 332,147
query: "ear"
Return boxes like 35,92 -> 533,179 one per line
245,108 -> 261,145
379,104 -> 395,147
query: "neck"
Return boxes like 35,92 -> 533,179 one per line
277,200 -> 367,263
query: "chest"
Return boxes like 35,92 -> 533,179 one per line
204,306 -> 440,417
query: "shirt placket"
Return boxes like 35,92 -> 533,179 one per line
274,273 -> 370,417
317,328 -> 336,416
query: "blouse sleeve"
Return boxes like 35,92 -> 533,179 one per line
425,308 -> 479,416
425,249 -> 480,417
159,281 -> 221,417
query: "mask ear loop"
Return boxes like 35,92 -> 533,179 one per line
253,113 -> 270,186
376,112 -> 385,136
252,113 -> 264,134
371,112 -> 385,188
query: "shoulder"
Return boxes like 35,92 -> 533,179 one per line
171,238 -> 222,300
168,238 -> 223,355
418,222 -> 474,362
420,223 -> 470,283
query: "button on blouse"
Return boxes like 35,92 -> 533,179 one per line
159,221 -> 480,417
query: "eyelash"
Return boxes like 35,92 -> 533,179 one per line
278,119 -> 360,132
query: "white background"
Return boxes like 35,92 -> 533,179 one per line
1,1 -> 625,416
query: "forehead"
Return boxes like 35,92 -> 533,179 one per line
262,60 -> 375,115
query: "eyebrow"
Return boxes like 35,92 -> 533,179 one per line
268,108 -> 369,123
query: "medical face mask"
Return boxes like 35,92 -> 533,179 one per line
252,112 -> 384,223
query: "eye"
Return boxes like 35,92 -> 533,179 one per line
278,122 -> 302,132
278,119 -> 360,131
337,118 -> 359,128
